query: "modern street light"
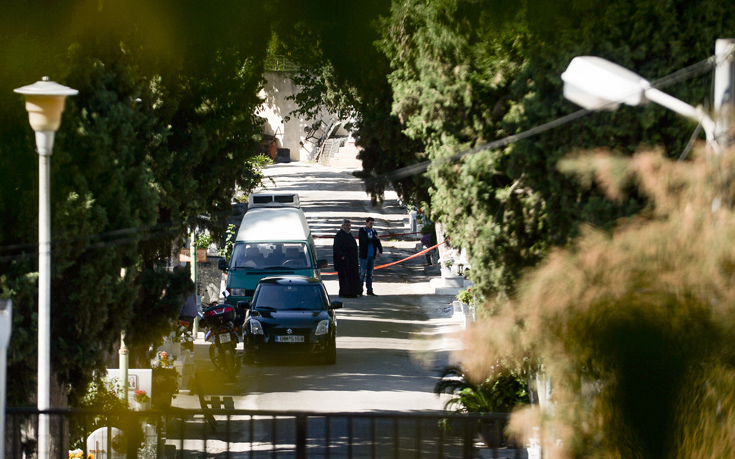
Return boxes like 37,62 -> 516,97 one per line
561,39 -> 735,212
561,55 -> 719,148
14,77 -> 78,459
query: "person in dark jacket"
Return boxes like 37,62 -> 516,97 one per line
358,217 -> 383,296
333,219 -> 361,298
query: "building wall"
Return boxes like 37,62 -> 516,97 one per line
258,72 -> 349,162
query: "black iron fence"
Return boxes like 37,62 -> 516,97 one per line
7,407 -> 526,459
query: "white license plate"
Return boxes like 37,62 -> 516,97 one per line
218,333 -> 231,343
276,335 -> 304,343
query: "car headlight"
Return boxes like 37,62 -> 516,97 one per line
250,319 -> 264,335
230,288 -> 247,297
315,320 -> 329,336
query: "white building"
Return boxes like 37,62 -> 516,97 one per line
258,69 -> 361,168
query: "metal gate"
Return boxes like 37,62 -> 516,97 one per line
6,407 -> 526,459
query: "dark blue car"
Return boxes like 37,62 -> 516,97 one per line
240,276 -> 342,365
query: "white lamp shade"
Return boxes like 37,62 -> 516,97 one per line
23,96 -> 68,132
14,77 -> 78,132
561,56 -> 650,111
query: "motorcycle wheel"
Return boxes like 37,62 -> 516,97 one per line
223,346 -> 240,382
209,343 -> 222,370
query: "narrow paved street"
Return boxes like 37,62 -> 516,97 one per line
175,162 -> 465,413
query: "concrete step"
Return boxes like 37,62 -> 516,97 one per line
330,157 -> 363,169
328,143 -> 362,169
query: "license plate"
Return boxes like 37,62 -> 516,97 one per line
218,333 -> 231,343
276,335 -> 304,343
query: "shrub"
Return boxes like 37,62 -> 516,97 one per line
435,365 -> 529,414
69,377 -> 142,452
151,367 -> 178,409
457,288 -> 474,305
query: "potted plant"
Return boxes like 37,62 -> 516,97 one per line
456,288 -> 474,306
435,365 -> 529,448
133,389 -> 150,411
440,259 -> 453,278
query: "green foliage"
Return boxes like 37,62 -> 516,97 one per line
69,377 -> 138,451
121,267 -> 193,373
268,1 -> 430,207
435,365 -> 529,414
467,147 -> 735,456
377,0 -> 735,304
195,233 -> 213,250
0,3 -> 272,406
456,288 -> 474,305
151,367 -> 179,409
76,377 -> 128,411
219,224 -> 238,259
241,154 -> 274,195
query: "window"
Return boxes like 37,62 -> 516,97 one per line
254,284 -> 327,310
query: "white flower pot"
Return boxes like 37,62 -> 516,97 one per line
134,400 -> 150,411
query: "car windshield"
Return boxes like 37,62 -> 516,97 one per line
230,242 -> 311,270
253,284 -> 327,311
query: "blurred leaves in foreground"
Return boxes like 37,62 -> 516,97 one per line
460,142 -> 735,457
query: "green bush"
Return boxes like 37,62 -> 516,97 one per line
456,288 -> 474,305
195,234 -> 213,249
69,377 -> 141,451
435,365 -> 529,414
218,224 -> 237,259
151,367 -> 179,409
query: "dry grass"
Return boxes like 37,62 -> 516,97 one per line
458,144 -> 735,458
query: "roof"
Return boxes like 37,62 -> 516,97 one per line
248,192 -> 300,208
258,276 -> 322,286
236,207 -> 310,241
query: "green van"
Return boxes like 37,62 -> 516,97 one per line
219,199 -> 327,305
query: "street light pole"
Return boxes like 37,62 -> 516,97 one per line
0,299 -> 12,459
714,39 -> 735,148
191,228 -> 199,337
14,77 -> 78,459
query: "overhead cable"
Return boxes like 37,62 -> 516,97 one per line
367,52 -> 721,187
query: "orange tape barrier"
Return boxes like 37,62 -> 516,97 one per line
314,231 -> 423,239
320,240 -> 446,276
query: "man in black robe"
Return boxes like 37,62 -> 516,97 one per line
333,219 -> 360,298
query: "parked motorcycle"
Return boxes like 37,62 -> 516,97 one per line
199,302 -> 245,381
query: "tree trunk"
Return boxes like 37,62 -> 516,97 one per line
12,372 -> 69,459
435,221 -> 450,262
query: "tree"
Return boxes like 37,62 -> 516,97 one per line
462,145 -> 735,457
266,0 -> 431,207
377,0 -> 735,300
0,1 -> 272,406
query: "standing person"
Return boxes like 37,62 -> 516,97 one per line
333,219 -> 361,298
359,217 -> 383,296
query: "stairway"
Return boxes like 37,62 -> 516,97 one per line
328,139 -> 362,169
